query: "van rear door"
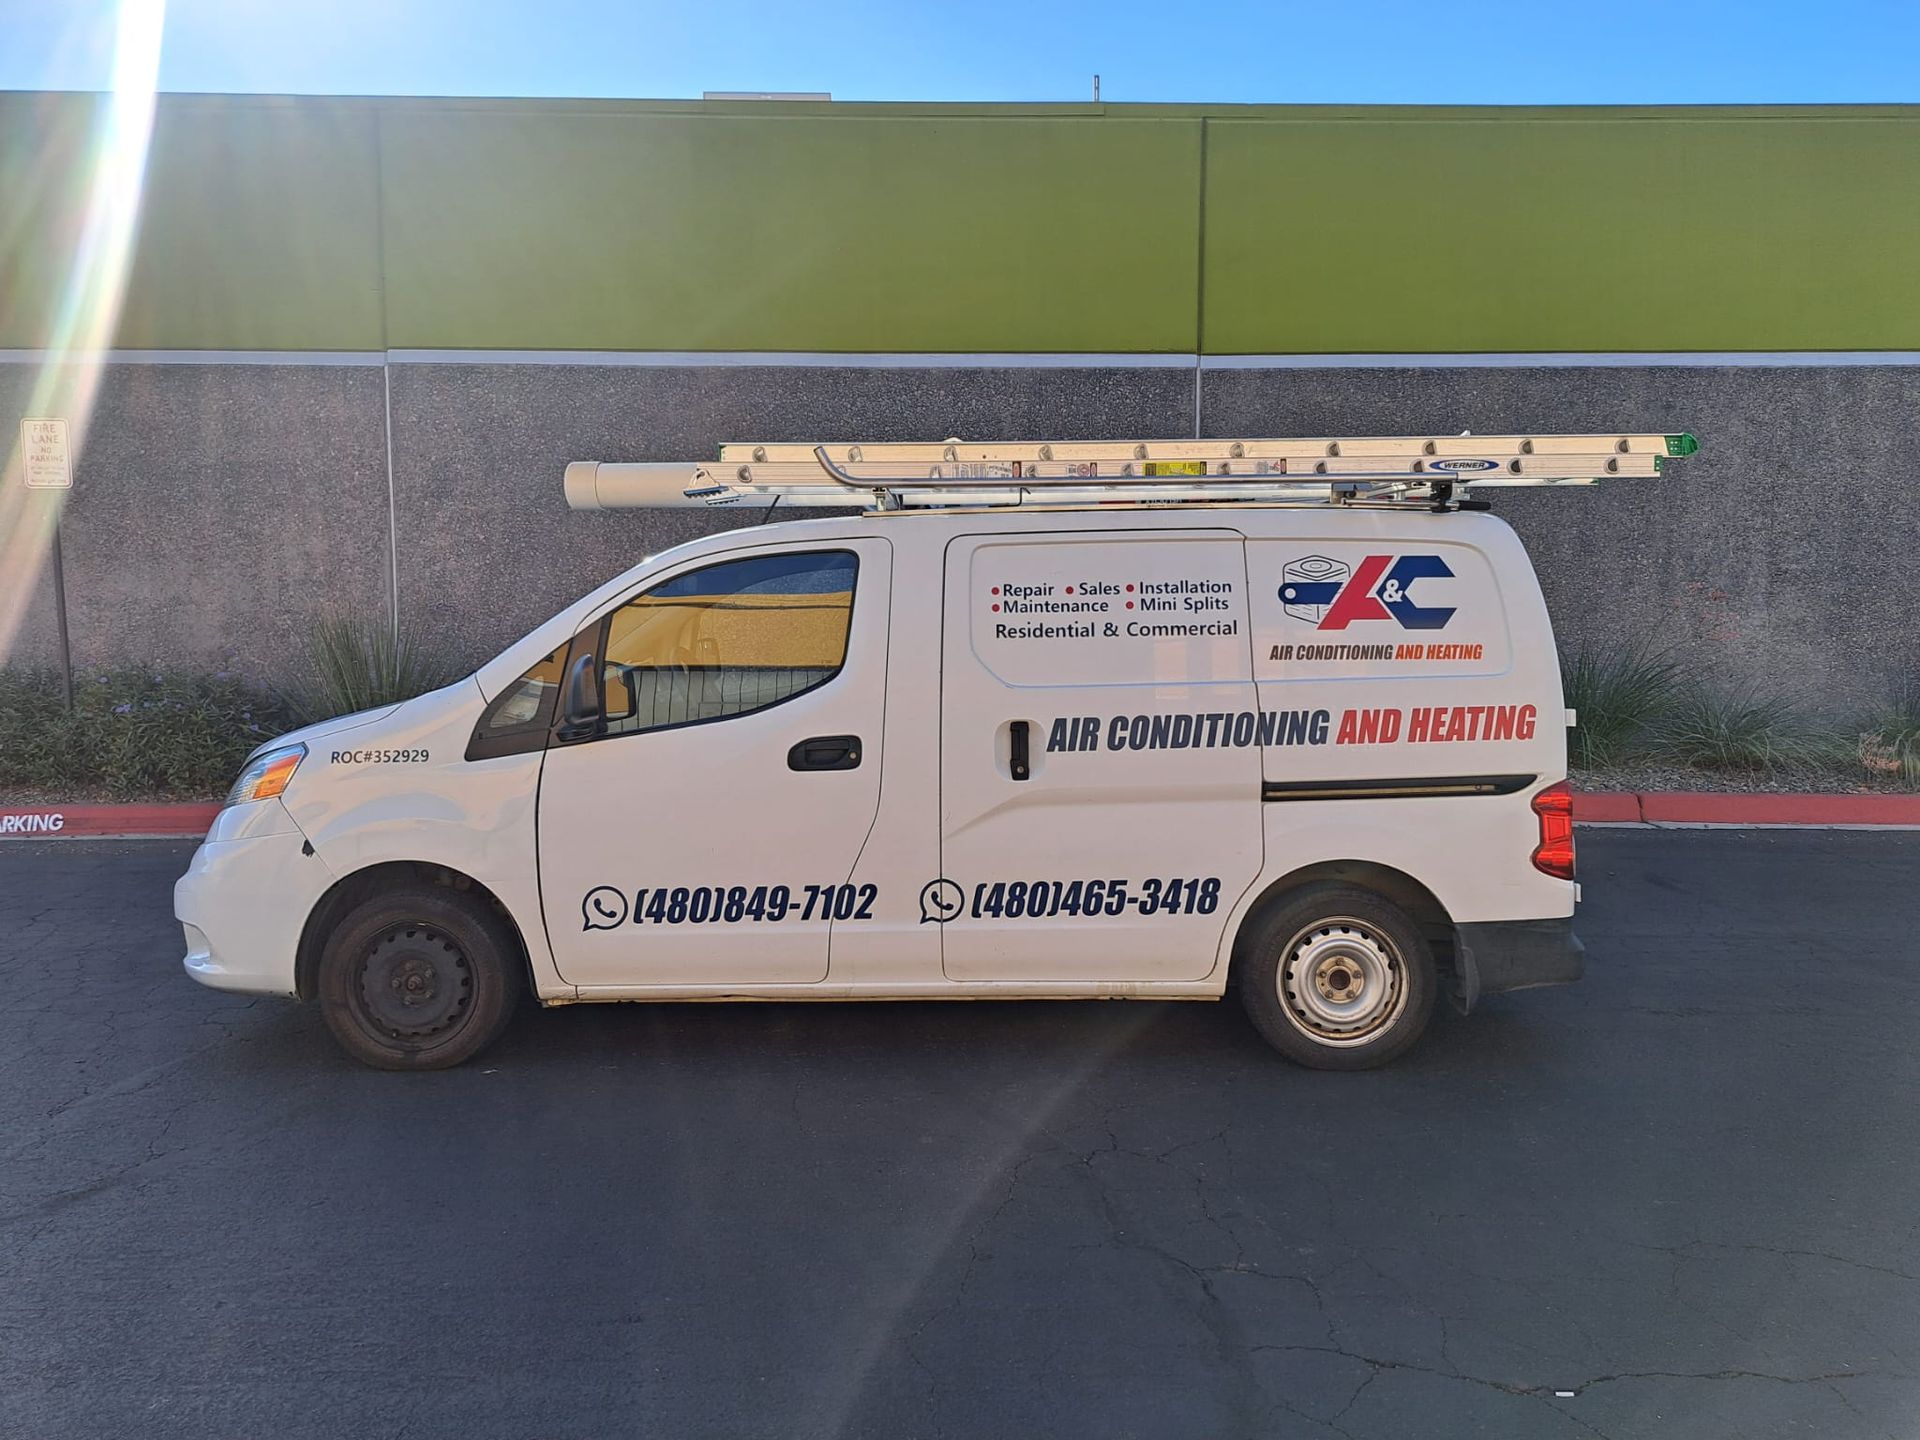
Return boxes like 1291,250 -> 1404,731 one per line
938,530 -> 1263,983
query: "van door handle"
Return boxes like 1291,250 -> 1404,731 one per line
788,735 -> 862,771
1009,720 -> 1030,781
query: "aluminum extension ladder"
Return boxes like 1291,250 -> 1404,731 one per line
564,433 -> 1697,512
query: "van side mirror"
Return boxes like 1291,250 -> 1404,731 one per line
557,653 -> 601,741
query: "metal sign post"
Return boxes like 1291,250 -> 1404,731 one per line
21,418 -> 74,711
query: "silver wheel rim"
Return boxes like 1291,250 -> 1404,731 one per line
1277,916 -> 1408,1047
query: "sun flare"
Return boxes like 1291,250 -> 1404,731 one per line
0,0 -> 165,664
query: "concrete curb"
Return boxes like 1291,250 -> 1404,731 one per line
4,792 -> 1919,841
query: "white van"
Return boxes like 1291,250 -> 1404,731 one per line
177,433 -> 1691,1071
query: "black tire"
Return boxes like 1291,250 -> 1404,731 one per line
316,884 -> 521,1070
1235,882 -> 1437,1071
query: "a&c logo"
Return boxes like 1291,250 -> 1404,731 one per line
1280,554 -> 1457,631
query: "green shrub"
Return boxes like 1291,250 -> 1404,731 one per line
1858,678 -> 1920,788
1561,639 -> 1680,769
282,612 -> 460,726
1651,682 -> 1828,773
0,665 -> 291,800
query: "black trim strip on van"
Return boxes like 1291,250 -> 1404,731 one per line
1262,774 -> 1538,802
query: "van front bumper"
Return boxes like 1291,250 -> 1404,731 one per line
174,803 -> 333,996
1453,918 -> 1585,1013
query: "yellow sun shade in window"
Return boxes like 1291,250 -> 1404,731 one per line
607,590 -> 853,672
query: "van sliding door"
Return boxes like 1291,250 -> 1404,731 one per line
937,530 -> 1263,984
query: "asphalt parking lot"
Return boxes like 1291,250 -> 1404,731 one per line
2,830 -> 1917,1439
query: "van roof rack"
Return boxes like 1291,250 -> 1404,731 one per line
565,432 -> 1697,513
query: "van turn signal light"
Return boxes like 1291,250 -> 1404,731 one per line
225,743 -> 306,808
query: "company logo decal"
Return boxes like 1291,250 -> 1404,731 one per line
1280,554 -> 1456,631
1279,556 -> 1349,623
1429,458 -> 1499,473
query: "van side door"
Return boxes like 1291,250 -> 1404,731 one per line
536,539 -> 891,988
938,529 -> 1264,983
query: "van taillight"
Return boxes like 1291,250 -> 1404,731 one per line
1530,782 -> 1576,880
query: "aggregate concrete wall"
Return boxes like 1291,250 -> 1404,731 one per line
1202,364 -> 1920,715
7,94 -> 1915,725
5,358 -> 1912,717
386,362 -> 1194,665
0,362 -> 391,676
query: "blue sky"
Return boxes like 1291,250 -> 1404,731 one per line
4,0 -> 1919,104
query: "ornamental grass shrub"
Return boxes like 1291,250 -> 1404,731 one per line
1857,677 -> 1920,788
1650,681 -> 1831,774
280,613 -> 461,726
0,665 -> 291,800
1560,639 -> 1681,769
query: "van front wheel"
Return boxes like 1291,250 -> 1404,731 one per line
1236,883 -> 1436,1070
316,885 -> 520,1070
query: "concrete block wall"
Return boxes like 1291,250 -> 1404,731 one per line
6,97 -> 1917,717
4,356 -> 1913,716
2,361 -> 390,676
385,362 -> 1197,666
1205,363 -> 1920,714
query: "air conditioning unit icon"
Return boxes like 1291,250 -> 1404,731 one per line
1280,555 -> 1350,623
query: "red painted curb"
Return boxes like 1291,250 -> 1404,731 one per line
0,803 -> 221,839
3,792 -> 1916,839
1570,792 -> 1644,823
1636,792 -> 1920,827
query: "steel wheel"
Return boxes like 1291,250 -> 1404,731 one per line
1277,917 -> 1409,1046
353,924 -> 475,1041
1238,881 -> 1435,1067
317,884 -> 520,1070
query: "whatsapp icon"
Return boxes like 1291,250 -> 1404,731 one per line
581,886 -> 629,931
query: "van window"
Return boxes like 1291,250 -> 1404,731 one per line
476,646 -> 566,737
600,550 -> 857,735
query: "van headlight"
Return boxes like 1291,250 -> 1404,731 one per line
225,743 -> 307,808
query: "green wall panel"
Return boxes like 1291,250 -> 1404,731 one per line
1202,114 -> 1920,353
0,96 -> 384,351
5,96 -> 1920,354
116,98 -> 384,350
377,110 -> 1202,352
0,93 -> 94,349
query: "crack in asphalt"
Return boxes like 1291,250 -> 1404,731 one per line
1632,1237 -> 1920,1286
882,1103 -> 1913,1440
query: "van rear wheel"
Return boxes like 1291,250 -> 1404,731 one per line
1236,883 -> 1436,1070
316,885 -> 520,1070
